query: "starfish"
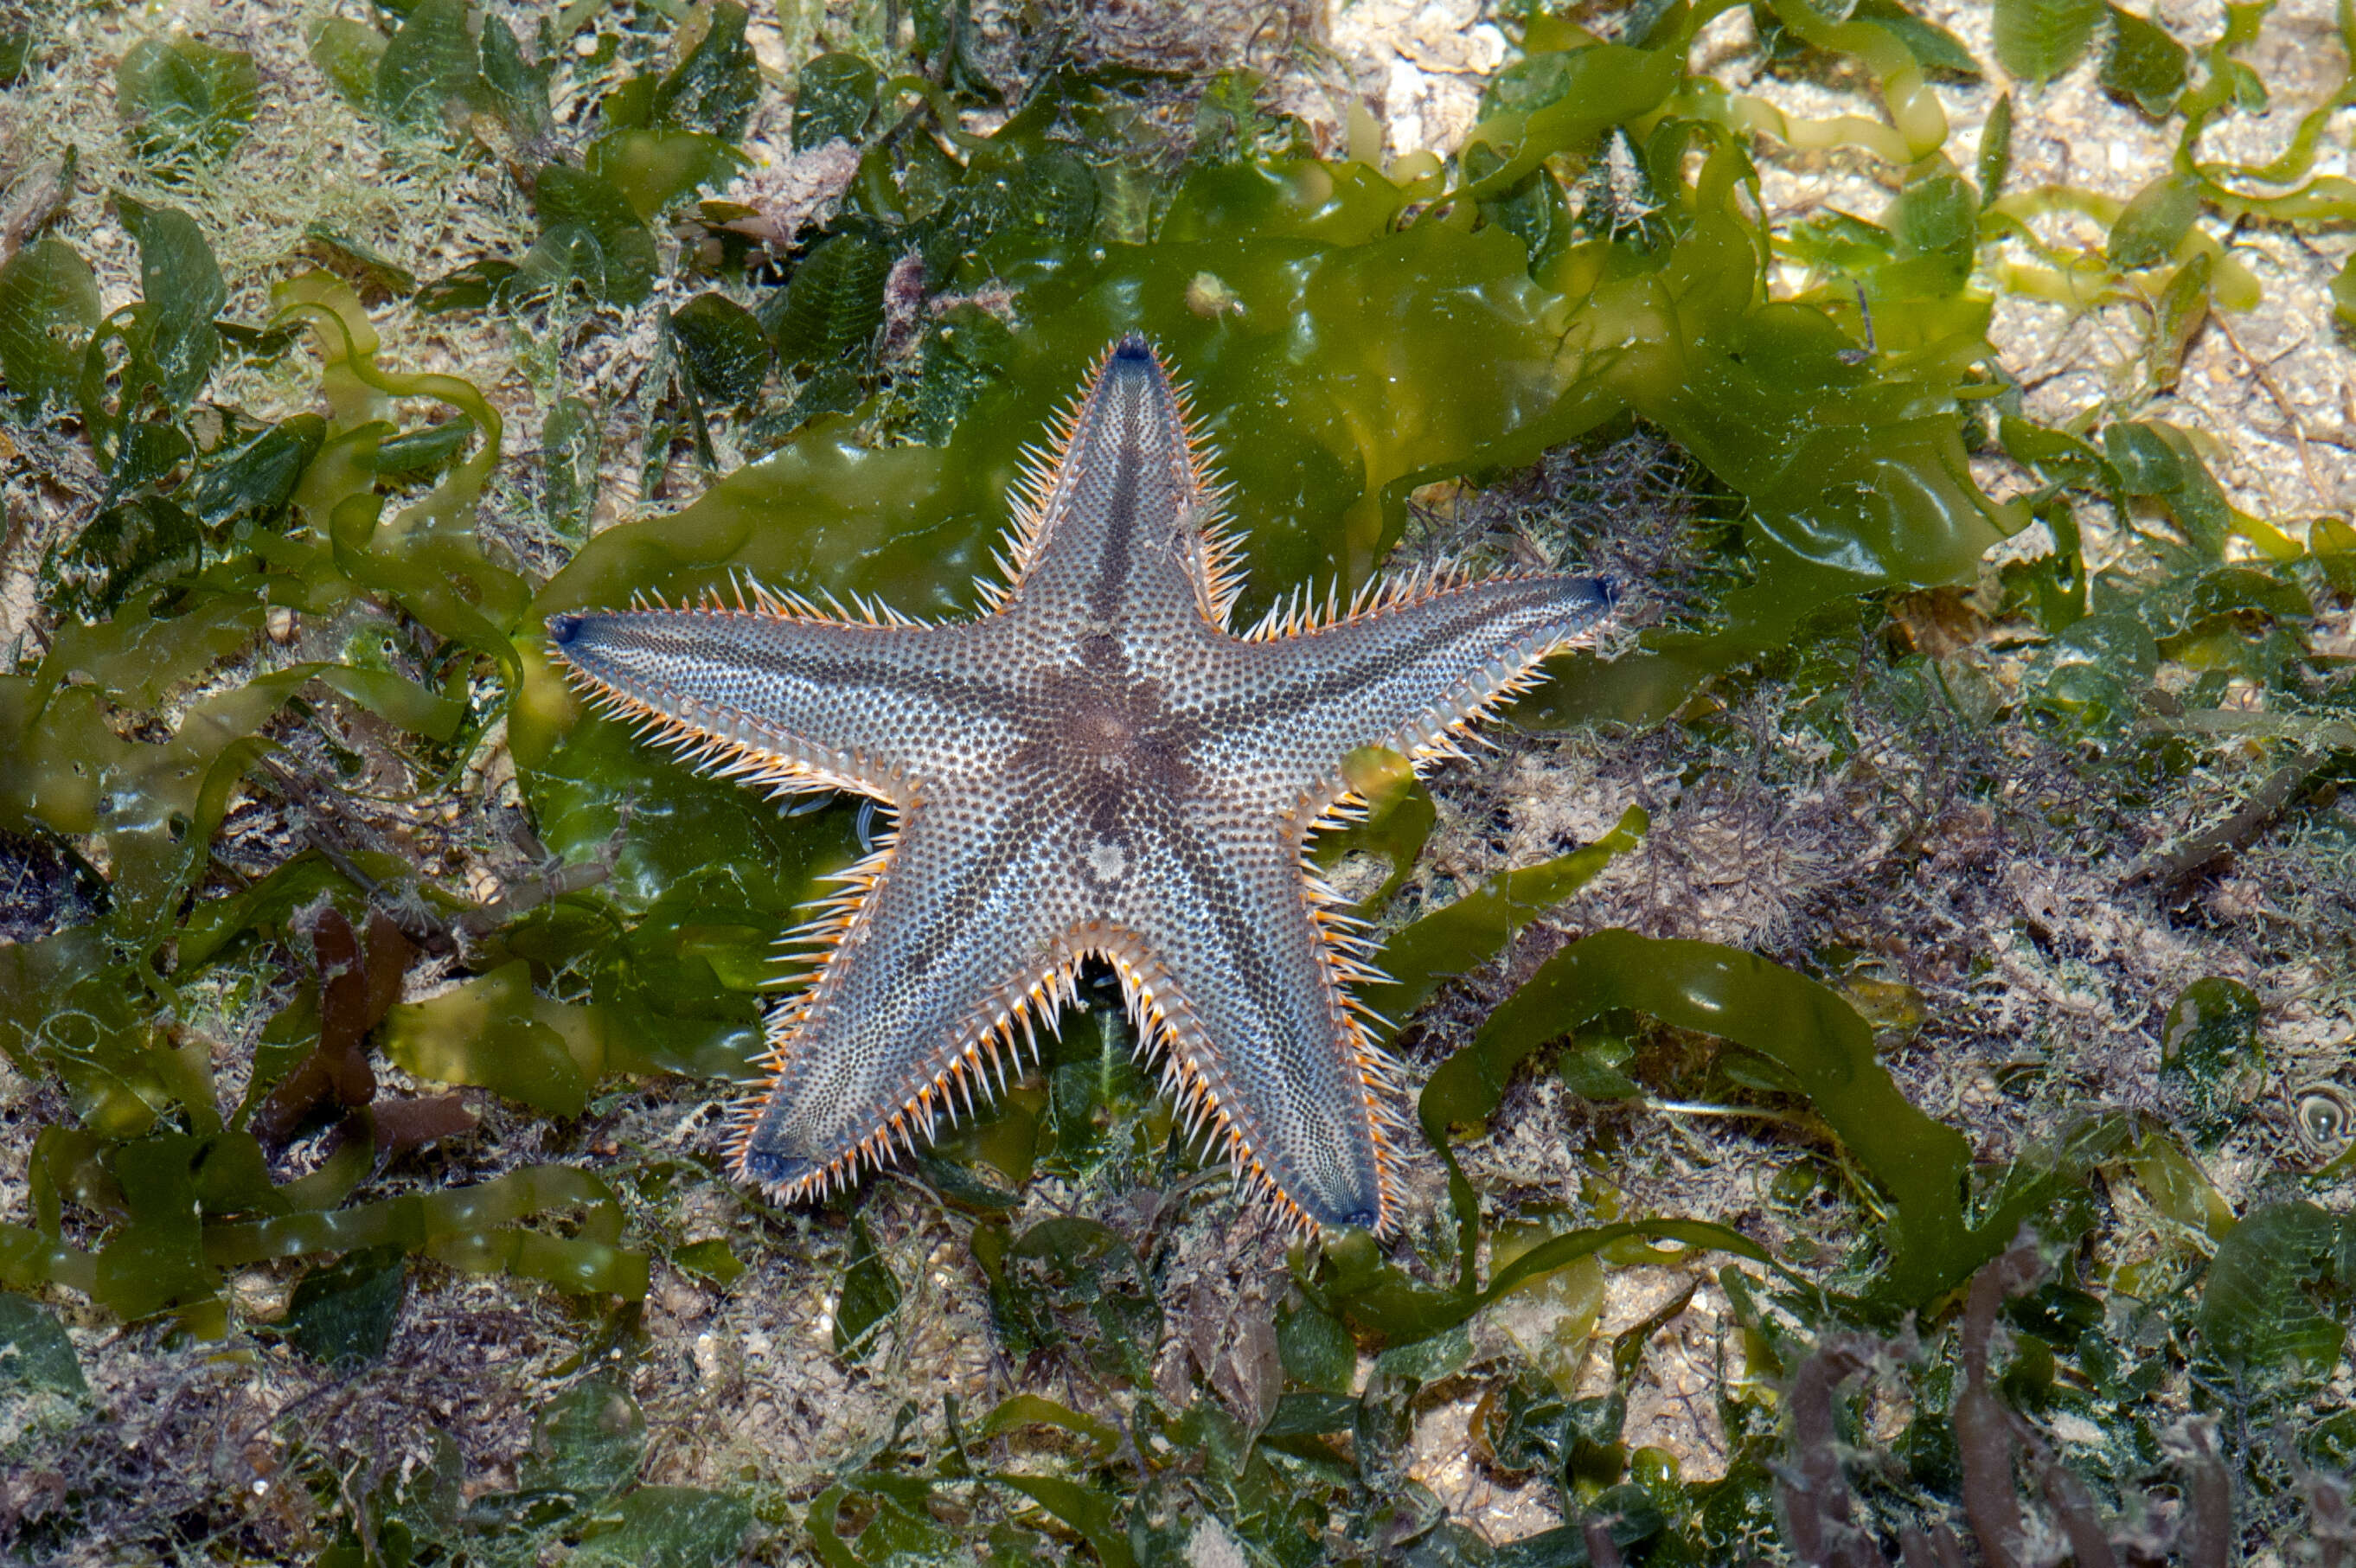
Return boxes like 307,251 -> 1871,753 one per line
546,335 -> 1612,1234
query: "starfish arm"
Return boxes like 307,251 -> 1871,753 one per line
729,791 -> 1083,1197
1203,572 -> 1613,820
994,335 -> 1239,643
546,607 -> 1022,803
1109,808 -> 1401,1235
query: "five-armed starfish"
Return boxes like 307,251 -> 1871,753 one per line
547,335 -> 1611,1234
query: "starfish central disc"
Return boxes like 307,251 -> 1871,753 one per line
1058,679 -> 1179,772
547,333 -> 1613,1236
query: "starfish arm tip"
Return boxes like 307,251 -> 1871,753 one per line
734,1140 -> 822,1201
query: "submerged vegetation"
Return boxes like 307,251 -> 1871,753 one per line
0,0 -> 2353,1563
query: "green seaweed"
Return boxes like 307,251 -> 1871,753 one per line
592,127 -> 746,221
1309,746 -> 1437,913
670,290 -> 772,406
2161,976 -> 2266,1148
115,35 -> 258,175
2196,1202 -> 2354,1386
1366,805 -> 1649,1024
375,0 -> 487,131
516,163 -> 662,307
0,246 -> 650,1328
832,1214 -> 902,1361
2107,171 -> 2203,270
525,1374 -> 648,1494
306,16 -> 386,109
112,195 -> 227,415
648,3 -> 760,140
0,1292 -> 87,1398
3,2 -> 2353,1560
281,1245 -> 408,1367
1419,931 -> 2122,1313
2,1139 -> 647,1307
794,53 -> 880,146
1992,0 -> 2103,83
0,236 -> 100,417
573,1487 -> 756,1568
2103,5 -> 2192,116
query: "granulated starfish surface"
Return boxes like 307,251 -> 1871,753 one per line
547,335 -> 1612,1233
